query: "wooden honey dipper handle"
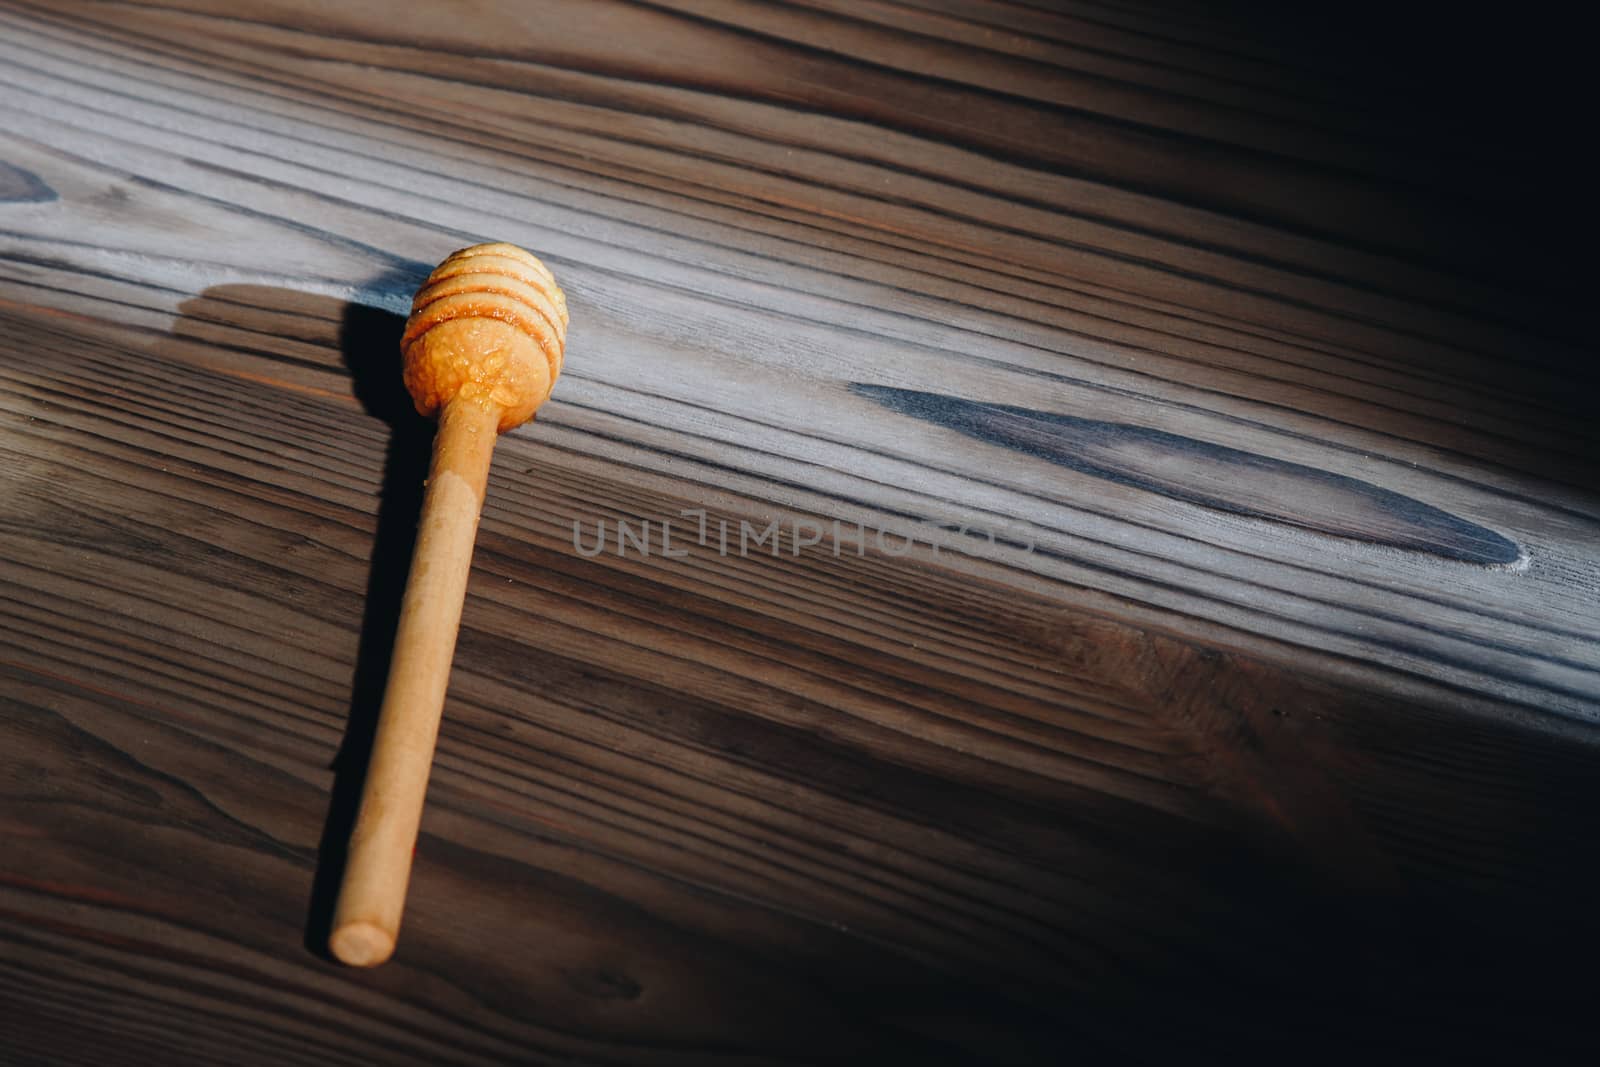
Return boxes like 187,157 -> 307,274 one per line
330,243 -> 567,967
329,398 -> 498,966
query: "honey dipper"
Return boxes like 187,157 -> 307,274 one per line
330,242 -> 567,967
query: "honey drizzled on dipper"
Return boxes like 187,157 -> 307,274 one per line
330,243 -> 567,968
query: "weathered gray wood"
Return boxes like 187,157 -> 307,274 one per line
2,2 -> 1597,1063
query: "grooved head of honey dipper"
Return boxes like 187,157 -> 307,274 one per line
401,242 -> 568,432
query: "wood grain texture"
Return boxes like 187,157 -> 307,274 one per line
854,384 -> 1525,565
1,1 -> 1597,1063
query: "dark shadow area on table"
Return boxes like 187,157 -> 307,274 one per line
1041,3 -> 1600,498
1186,2 -> 1595,319
1267,3 -> 1600,492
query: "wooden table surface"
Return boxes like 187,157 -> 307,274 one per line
3,3 -> 1597,1063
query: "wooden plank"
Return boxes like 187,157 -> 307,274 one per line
2,2 -> 1597,1063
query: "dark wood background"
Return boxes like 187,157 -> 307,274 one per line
3,2 -> 1597,1063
